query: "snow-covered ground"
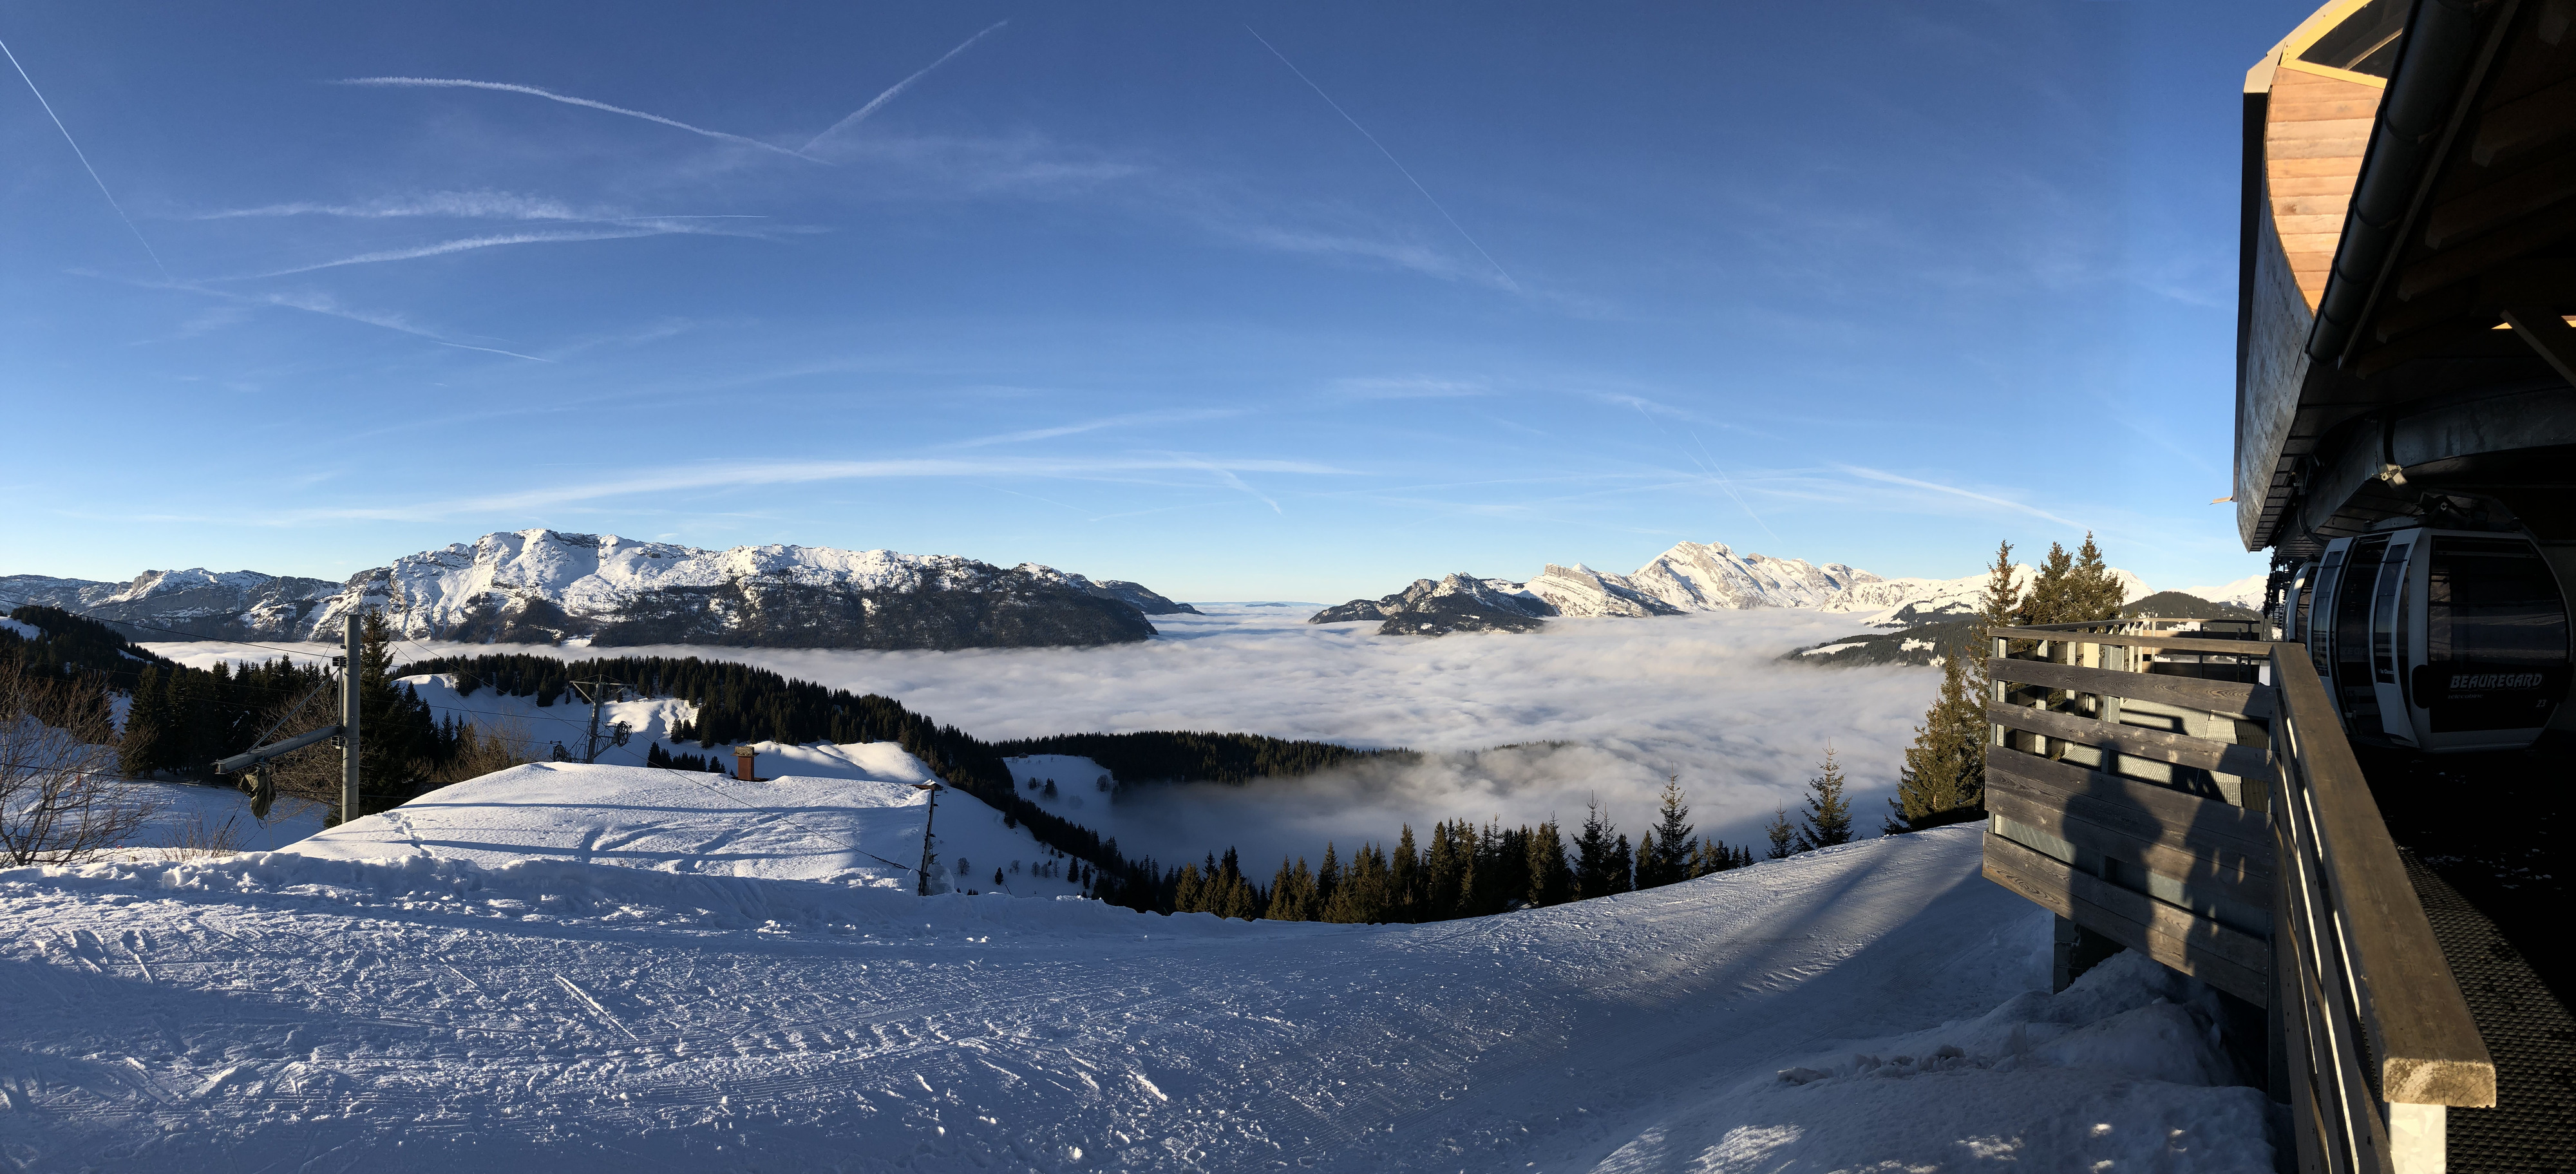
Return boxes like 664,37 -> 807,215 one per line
288,761 -> 1091,897
0,819 -> 2271,1171
123,781 -> 328,856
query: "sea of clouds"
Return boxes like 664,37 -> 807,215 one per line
149,606 -> 1941,872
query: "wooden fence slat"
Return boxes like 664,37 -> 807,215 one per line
1987,702 -> 2279,784
1985,749 -> 2275,863
2269,649 -> 2496,1107
1987,626 -> 2273,655
1987,788 -> 2273,911
1987,657 -> 2276,719
1984,831 -> 2270,1005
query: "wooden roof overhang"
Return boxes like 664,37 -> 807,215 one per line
2235,0 -> 2576,558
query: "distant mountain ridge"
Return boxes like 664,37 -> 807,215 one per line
1309,540 -> 2155,635
3,529 -> 1195,650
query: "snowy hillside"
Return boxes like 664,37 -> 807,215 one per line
1312,538 -> 2154,632
2181,574 -> 2267,611
1626,540 -> 1876,611
6,529 -> 1191,650
1823,563 -> 2153,626
0,823 -> 2271,1170
285,760 -> 1091,896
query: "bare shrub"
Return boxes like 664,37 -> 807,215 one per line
430,717 -> 544,786
1,661 -> 159,866
163,809 -> 244,861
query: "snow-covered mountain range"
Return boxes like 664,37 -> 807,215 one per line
3,529 -> 1197,650
1310,540 -> 2157,635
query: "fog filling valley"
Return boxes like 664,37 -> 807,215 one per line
149,606 -> 1940,872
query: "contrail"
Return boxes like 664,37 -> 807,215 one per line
1244,26 -> 1515,291
337,77 -> 821,162
217,225 -> 730,280
1,35 -> 170,278
805,20 -> 1010,152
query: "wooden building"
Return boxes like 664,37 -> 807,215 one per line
1984,1 -> 2575,1170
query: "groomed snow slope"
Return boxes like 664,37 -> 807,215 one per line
0,824 -> 2269,1171
287,761 -> 1092,897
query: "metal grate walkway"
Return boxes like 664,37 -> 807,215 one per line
2401,849 -> 2576,1172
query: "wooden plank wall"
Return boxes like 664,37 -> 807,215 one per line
2266,65 -> 2384,311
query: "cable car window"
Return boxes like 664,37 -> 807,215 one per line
2309,547 -> 2345,677
2423,537 -> 2570,733
2293,565 -> 2316,641
2372,542 -> 2409,685
2333,536 -> 2387,718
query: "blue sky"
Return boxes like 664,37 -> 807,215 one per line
3,1 -> 2311,600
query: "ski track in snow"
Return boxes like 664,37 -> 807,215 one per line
0,826 -> 2269,1171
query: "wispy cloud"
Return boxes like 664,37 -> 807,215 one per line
1327,376 -> 1489,401
804,21 -> 1010,153
120,276 -> 556,363
1839,465 -> 2085,529
262,455 -> 1349,523
191,189 -> 771,225
1231,223 -> 1506,288
1162,452 -> 1284,515
211,223 -> 764,281
949,408 -> 1245,449
334,77 -> 820,162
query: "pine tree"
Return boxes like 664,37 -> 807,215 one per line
1889,634 -> 1989,833
1765,806 -> 1796,859
1640,775 -> 1694,887
1609,834 -> 1634,895
1390,825 -> 1421,922
1525,819 -> 1573,907
2023,542 -> 2081,626
1432,819 -> 1479,919
1268,857 -> 1314,921
1324,842 -> 1392,923
1573,800 -> 1624,899
118,665 -> 171,777
2069,532 -> 2126,621
1795,745 -> 1853,851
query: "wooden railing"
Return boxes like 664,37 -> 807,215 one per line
1979,620 -> 2492,1174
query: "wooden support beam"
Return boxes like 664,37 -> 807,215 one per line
1988,703 -> 2278,784
2423,152 -> 2576,249
1987,658 -> 2275,719
2502,305 -> 2576,386
1984,831 -> 2271,1005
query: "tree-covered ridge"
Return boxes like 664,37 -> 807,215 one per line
3,605 -> 176,693
4,606 -> 468,807
986,730 -> 1403,786
392,651 -> 1403,911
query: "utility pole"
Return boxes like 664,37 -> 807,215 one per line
341,616 -> 362,824
914,782 -> 942,895
571,679 -> 631,764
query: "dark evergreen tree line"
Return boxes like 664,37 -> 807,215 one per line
987,730 -> 1404,786
644,743 -> 726,772
5,607 -> 473,817
1162,777 -> 1757,924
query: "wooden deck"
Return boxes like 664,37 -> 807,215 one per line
1981,619 -> 2494,1173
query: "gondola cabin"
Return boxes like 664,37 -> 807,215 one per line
2307,525 -> 2571,752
